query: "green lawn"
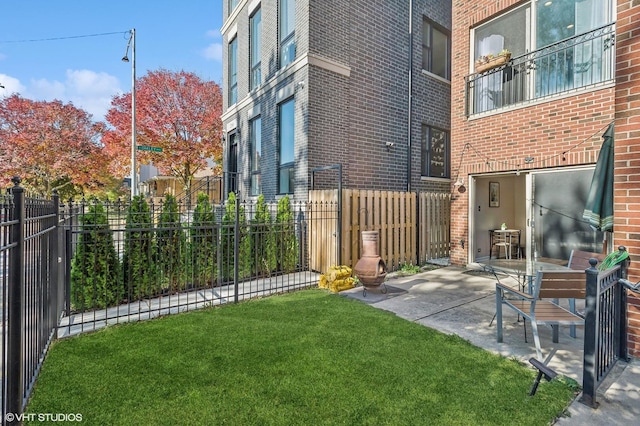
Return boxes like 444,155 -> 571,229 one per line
26,289 -> 576,425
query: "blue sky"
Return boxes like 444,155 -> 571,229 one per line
0,0 -> 224,121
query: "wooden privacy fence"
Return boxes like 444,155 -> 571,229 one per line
306,190 -> 340,276
308,189 -> 451,274
417,192 -> 451,263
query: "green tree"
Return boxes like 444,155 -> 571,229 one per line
70,201 -> 121,310
276,195 -> 299,273
122,195 -> 158,299
251,195 -> 277,277
190,193 -> 217,287
156,194 -> 187,292
221,192 -> 251,282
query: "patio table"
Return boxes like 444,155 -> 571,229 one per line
480,258 -> 576,335
477,258 -> 573,293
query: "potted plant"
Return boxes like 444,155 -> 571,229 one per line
498,49 -> 511,59
475,49 -> 511,74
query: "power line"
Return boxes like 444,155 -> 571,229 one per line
0,31 -> 128,44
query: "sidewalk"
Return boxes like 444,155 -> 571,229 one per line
340,266 -> 640,425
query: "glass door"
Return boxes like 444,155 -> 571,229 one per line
528,167 -> 604,266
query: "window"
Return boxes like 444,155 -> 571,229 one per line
469,0 -> 615,113
472,5 -> 528,113
250,7 -> 262,90
534,0 -> 615,95
421,126 -> 449,178
279,99 -> 295,194
250,117 -> 262,196
228,0 -> 238,13
422,18 -> 450,80
228,37 -> 238,105
227,131 -> 238,194
279,0 -> 296,68
473,5 -> 528,62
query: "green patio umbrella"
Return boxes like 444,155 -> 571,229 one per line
582,123 -> 614,232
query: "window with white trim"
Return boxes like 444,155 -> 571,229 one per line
470,0 -> 615,113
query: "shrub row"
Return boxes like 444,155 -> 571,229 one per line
71,193 -> 299,311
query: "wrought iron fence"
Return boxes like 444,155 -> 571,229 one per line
56,194 -> 330,337
5,177 -> 640,420
1,184 -> 341,424
0,189 -> 11,424
465,23 -> 616,116
580,249 -> 634,408
1,178 -> 65,425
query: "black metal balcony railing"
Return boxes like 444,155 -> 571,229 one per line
465,23 -> 616,116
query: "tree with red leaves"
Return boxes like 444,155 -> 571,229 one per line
104,69 -> 223,195
0,94 -> 112,197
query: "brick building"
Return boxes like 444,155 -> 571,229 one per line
451,0 -> 639,356
220,0 -> 451,202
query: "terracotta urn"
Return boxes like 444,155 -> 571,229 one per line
353,231 -> 388,287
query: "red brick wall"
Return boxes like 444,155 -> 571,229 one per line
450,0 -> 615,265
614,0 -> 640,358
452,0 -> 639,356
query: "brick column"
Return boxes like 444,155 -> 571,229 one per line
614,0 -> 640,357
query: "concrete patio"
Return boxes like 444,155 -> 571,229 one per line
340,265 -> 640,425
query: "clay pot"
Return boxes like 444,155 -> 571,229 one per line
353,231 -> 387,287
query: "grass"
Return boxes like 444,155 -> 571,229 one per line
398,262 -> 422,275
26,289 -> 576,425
393,262 -> 436,277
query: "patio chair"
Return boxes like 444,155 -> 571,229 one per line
567,249 -> 604,271
495,269 -> 586,360
492,231 -> 512,259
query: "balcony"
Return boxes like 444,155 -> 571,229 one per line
465,24 -> 615,117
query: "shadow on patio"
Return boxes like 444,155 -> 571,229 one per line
341,265 -> 587,382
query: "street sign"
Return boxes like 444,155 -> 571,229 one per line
137,145 -> 163,152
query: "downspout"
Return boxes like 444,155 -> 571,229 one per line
406,0 -> 413,192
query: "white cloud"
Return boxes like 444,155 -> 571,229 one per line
202,43 -> 223,62
66,70 -> 120,94
1,70 -> 122,121
64,70 -> 122,120
30,78 -> 66,99
0,74 -> 26,97
202,29 -> 223,62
